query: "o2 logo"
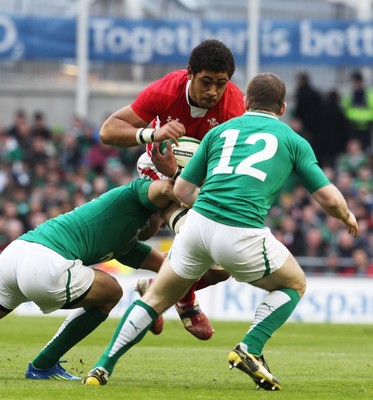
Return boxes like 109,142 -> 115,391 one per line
0,15 -> 24,60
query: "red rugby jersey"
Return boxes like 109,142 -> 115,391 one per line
131,70 -> 245,155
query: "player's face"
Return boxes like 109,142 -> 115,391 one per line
188,70 -> 230,109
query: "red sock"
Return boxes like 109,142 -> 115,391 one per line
177,277 -> 211,308
194,277 -> 209,291
177,282 -> 197,308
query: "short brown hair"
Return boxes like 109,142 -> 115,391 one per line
246,73 -> 286,114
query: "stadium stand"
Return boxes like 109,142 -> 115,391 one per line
0,0 -> 372,276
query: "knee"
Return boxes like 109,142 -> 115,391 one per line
112,282 -> 123,304
100,275 -> 123,311
295,275 -> 307,298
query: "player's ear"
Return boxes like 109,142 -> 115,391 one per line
244,96 -> 250,111
279,102 -> 287,116
187,65 -> 193,80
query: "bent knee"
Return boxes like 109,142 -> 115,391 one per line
112,282 -> 123,303
293,274 -> 307,298
94,270 -> 123,309
97,282 -> 123,313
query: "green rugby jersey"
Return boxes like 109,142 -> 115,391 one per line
181,111 -> 330,228
19,179 -> 158,266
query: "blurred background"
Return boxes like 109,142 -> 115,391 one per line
0,0 -> 371,126
1,0 -> 373,290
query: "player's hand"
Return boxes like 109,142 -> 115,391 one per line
151,142 -> 179,178
155,121 -> 185,146
342,211 -> 359,237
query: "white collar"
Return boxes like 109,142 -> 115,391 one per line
245,111 -> 279,120
186,80 -> 208,118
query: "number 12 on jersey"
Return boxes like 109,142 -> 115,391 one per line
212,129 -> 278,182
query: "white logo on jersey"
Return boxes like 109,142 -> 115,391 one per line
166,116 -> 180,123
208,118 -> 219,129
154,115 -> 161,129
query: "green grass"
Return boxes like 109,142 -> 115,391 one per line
1,316 -> 373,399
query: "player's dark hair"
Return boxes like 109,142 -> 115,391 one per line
246,73 -> 286,114
188,39 -> 236,78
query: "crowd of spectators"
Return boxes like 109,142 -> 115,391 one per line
282,70 -> 373,276
0,109 -> 145,252
1,73 -> 373,277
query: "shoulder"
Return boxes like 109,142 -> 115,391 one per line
123,179 -> 151,194
227,80 -> 243,92
288,126 -> 312,149
132,71 -> 188,120
136,70 -> 188,105
268,119 -> 313,153
218,82 -> 245,115
145,70 -> 188,92
224,81 -> 245,100
101,180 -> 153,208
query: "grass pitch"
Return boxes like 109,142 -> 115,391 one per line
0,316 -> 372,399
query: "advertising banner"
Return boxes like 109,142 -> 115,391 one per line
0,14 -> 372,66
15,274 -> 373,324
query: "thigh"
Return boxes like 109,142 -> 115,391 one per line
250,253 -> 306,296
75,268 -> 122,313
143,256 -> 197,314
169,210 -> 216,280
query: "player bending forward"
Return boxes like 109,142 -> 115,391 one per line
98,39 -> 245,340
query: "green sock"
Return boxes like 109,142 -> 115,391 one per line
242,288 -> 300,355
94,299 -> 158,376
32,307 -> 108,369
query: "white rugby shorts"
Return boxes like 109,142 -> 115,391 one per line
137,152 -> 169,181
170,209 -> 289,283
0,240 -> 95,314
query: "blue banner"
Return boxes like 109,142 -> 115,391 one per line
0,14 -> 372,66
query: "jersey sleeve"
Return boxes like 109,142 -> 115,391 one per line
116,241 -> 152,269
130,179 -> 160,211
293,138 -> 330,193
131,81 -> 162,123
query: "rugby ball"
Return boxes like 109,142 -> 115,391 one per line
159,136 -> 201,168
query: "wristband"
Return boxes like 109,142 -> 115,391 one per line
136,128 -> 157,145
167,207 -> 189,234
172,166 -> 182,180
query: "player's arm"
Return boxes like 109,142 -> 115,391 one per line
311,184 -> 358,237
148,180 -> 179,209
100,105 -> 185,148
172,134 -> 206,206
100,105 -> 146,147
173,177 -> 200,209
